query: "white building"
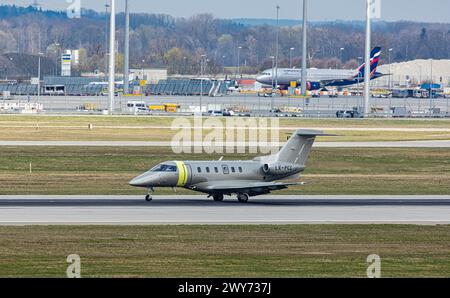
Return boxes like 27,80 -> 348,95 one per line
130,69 -> 168,84
377,59 -> 450,87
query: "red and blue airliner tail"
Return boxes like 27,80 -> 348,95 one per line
355,47 -> 382,78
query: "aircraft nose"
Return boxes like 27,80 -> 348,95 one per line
129,173 -> 155,187
257,75 -> 271,85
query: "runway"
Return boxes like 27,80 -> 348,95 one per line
1,195 -> 449,225
0,140 -> 450,148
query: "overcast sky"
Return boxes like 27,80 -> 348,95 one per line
2,0 -> 450,23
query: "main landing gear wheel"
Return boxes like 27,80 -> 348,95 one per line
237,193 -> 249,203
213,194 -> 224,202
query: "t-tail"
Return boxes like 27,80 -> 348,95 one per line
355,46 -> 382,79
275,130 -> 333,166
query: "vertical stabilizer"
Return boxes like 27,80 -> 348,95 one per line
276,130 -> 329,166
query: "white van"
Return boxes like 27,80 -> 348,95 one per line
127,101 -> 147,113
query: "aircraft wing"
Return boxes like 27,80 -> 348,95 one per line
197,180 -> 301,193
319,78 -> 350,86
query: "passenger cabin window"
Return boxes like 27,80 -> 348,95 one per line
197,167 -> 202,173
238,167 -> 243,173
231,167 -> 235,173
206,167 -> 210,173
214,167 -> 219,173
222,165 -> 229,174
151,164 -> 177,172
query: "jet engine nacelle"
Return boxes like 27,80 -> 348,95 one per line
306,81 -> 321,91
262,162 -> 304,175
296,81 -> 322,91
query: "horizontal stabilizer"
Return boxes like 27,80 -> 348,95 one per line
295,130 -> 336,137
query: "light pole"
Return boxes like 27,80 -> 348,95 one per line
54,43 -> 60,76
356,56 -> 363,110
123,0 -> 130,94
419,65 -> 422,85
222,55 -> 226,77
104,3 -> 110,82
301,0 -> 308,96
108,0 -> 116,114
270,56 -> 275,111
141,59 -> 145,99
363,0 -> 372,117
37,52 -> 43,102
270,56 -> 275,92
236,46 -> 242,79
338,47 -> 344,69
386,51 -> 393,111
289,47 -> 295,68
275,5 -> 280,94
200,55 -> 206,114
388,48 -> 393,90
6,57 -> 13,80
357,56 -> 363,94
430,58 -> 433,110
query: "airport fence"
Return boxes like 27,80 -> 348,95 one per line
2,94 -> 450,118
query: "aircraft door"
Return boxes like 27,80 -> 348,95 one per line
222,165 -> 229,175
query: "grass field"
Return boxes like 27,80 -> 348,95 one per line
0,115 -> 449,142
0,146 -> 449,195
1,115 -> 450,128
0,225 -> 448,278
1,127 -> 450,142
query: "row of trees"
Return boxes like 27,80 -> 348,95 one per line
1,5 -> 450,76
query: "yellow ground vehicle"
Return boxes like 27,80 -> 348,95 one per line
149,105 -> 165,112
164,104 -> 178,112
149,104 -> 180,113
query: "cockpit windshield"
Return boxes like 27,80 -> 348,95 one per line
151,164 -> 177,172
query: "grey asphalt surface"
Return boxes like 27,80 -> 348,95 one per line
0,140 -> 449,148
1,195 -> 449,225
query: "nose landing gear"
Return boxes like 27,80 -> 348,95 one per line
145,187 -> 154,202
